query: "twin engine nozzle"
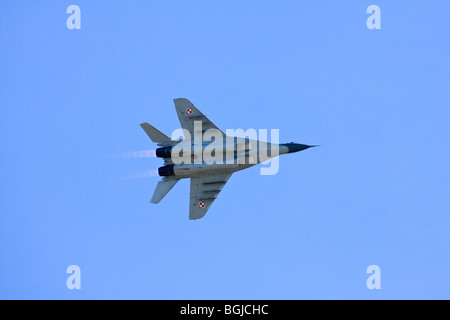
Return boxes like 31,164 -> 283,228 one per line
156,146 -> 172,158
158,164 -> 175,177
156,147 -> 174,176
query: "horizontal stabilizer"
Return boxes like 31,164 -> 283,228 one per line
151,179 -> 179,204
140,122 -> 171,144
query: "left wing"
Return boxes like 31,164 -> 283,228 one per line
189,172 -> 232,220
173,98 -> 224,137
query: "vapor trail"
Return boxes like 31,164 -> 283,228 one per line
118,150 -> 156,158
123,169 -> 159,180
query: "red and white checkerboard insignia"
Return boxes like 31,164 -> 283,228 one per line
186,108 -> 193,114
199,202 -> 205,208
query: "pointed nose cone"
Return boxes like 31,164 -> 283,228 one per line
284,143 -> 317,153
298,144 -> 314,151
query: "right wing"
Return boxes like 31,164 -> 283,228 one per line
173,98 -> 224,138
189,172 -> 232,220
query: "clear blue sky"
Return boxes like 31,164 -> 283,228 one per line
1,1 -> 449,299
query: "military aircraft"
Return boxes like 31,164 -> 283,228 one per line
140,98 -> 315,220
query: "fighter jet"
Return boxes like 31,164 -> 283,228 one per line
140,98 -> 315,220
